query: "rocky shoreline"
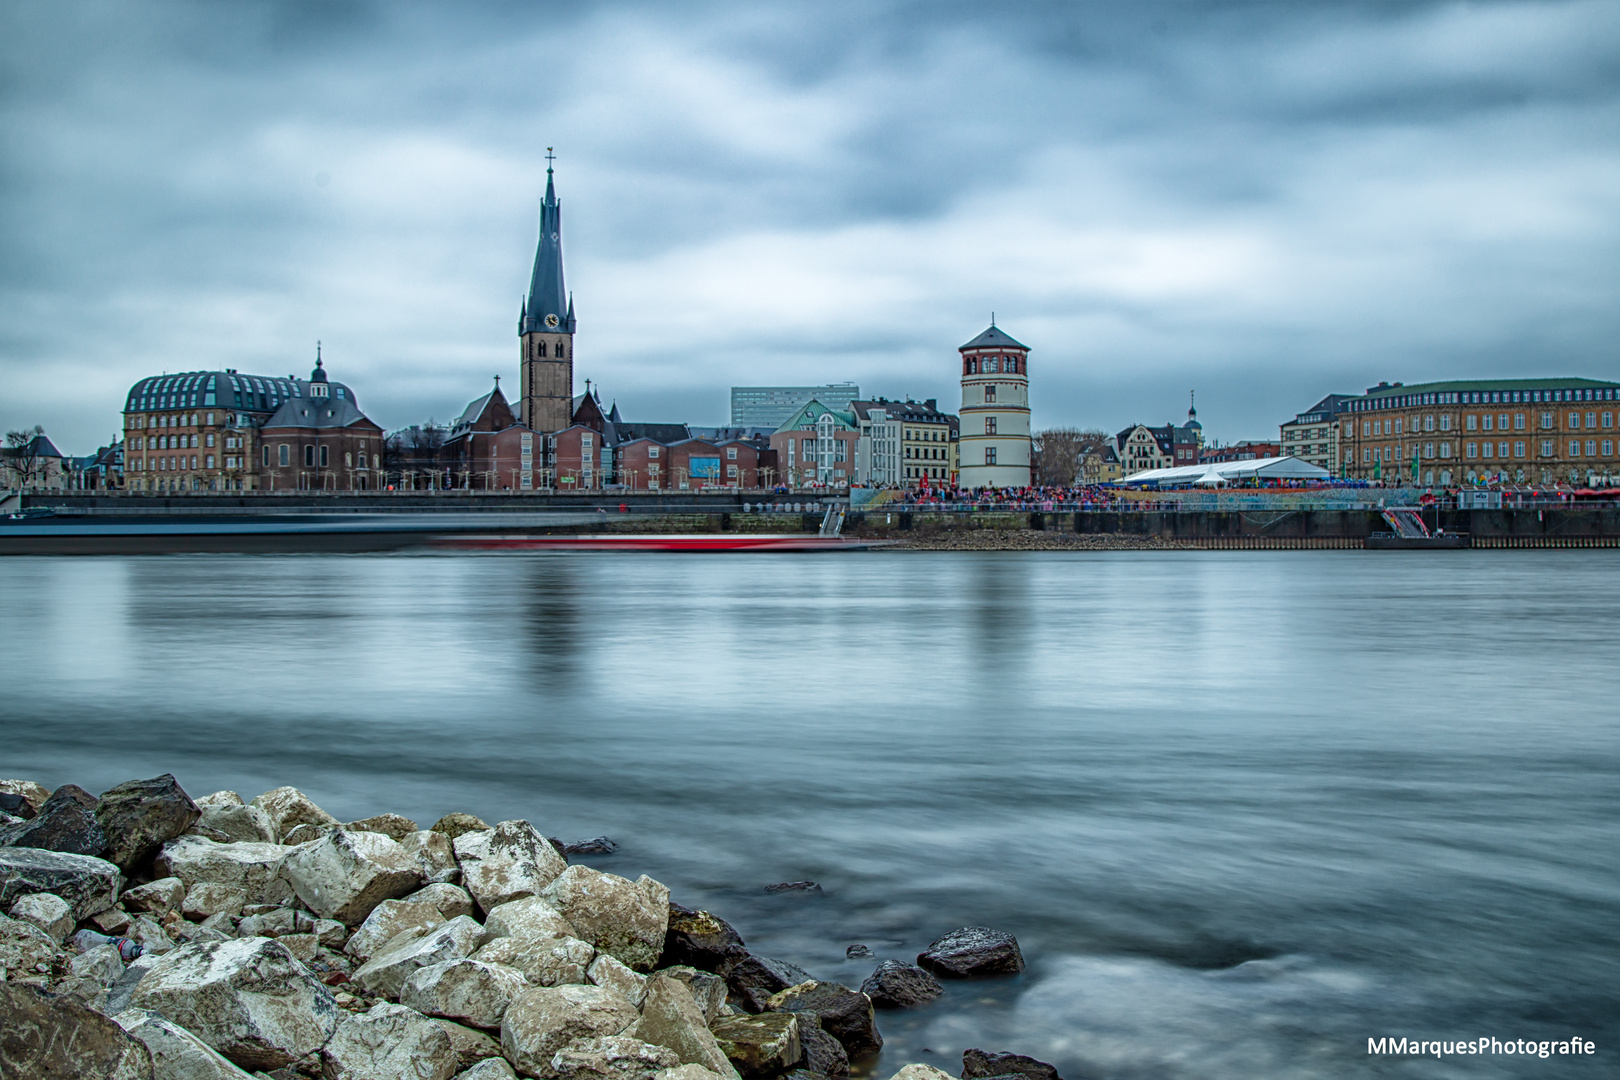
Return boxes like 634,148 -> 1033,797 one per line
0,775 -> 1058,1080
884,529 -> 1193,551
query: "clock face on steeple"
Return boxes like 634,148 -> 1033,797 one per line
545,314 -> 559,328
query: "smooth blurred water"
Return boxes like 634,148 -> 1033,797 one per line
2,550 -> 1616,1079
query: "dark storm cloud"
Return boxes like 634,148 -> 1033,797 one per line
2,0 -> 1617,451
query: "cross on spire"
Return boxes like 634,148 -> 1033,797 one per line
546,147 -> 555,173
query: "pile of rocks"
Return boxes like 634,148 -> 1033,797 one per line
0,775 -> 1049,1080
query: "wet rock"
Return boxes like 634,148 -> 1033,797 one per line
321,1001 -> 458,1080
345,898 -> 446,962
844,945 -> 872,960
116,1006 -> 259,1080
658,904 -> 748,974
960,1050 -> 1061,1080
0,779 -> 49,816
349,915 -> 484,999
236,906 -> 316,939
122,876 -> 187,918
430,812 -> 491,841
154,836 -> 293,908
482,895 -> 580,945
887,1067 -> 954,1080
499,984 -> 641,1079
402,830 -> 460,884
432,1017 -> 505,1072
401,958 -> 531,1030
762,882 -> 821,895
797,1017 -> 849,1079
710,1013 -> 802,1079
455,821 -> 568,915
0,981 -> 154,1079
551,1035 -> 680,1080
95,773 -> 201,871
563,837 -> 619,855
0,911 -> 65,976
859,961 -> 942,1009
345,813 -> 420,842
588,953 -> 648,1006
0,844 -> 121,919
2,783 -> 108,857
474,933 -> 596,987
282,828 -> 424,927
629,973 -> 739,1079
542,866 -> 669,972
726,956 -> 814,1013
655,966 -> 726,1024
9,890 -> 74,941
183,881 -> 248,919
72,941 -> 127,985
250,786 -> 339,843
128,937 -> 340,1071
915,928 -> 1024,978
461,1059 -> 519,1080
406,882 -> 475,921
765,981 -> 881,1060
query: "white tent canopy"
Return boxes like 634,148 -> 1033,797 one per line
1121,456 -> 1331,486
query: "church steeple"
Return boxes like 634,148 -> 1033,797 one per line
522,151 -> 572,335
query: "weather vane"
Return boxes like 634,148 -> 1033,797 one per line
546,147 -> 555,168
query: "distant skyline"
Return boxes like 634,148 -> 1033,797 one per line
3,0 -> 1618,453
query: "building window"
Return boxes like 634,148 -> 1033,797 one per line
345,452 -> 352,467
1362,421 -> 1371,436
1541,413 -> 1553,429
206,455 -> 214,468
1424,442 -> 1434,459
727,465 -> 738,477
1586,440 -> 1597,456
277,445 -> 287,467
986,417 -> 997,435
1424,415 -> 1435,432
1440,442 -> 1451,459
1363,448 -> 1372,464
1466,442 -> 1477,459
1440,415 -> 1451,432
1605,440 -> 1614,456
1568,440 -> 1580,456
986,447 -> 997,465
986,358 -> 999,373
1585,412 -> 1597,429
1541,440 -> 1554,457
1481,415 -> 1493,431
1515,441 -> 1526,458
1569,412 -> 1581,429
303,445 -> 314,467
1465,415 -> 1477,431
648,446 -> 660,459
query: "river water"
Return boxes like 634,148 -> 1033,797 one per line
2,550 -> 1616,1079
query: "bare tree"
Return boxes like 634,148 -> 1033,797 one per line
4,426 -> 46,489
1033,428 -> 1108,486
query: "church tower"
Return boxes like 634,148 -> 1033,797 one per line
519,152 -> 576,432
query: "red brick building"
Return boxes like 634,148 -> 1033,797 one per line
254,360 -> 385,491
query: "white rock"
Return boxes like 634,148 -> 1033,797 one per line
250,785 -> 339,843
350,915 -> 484,999
482,895 -> 579,945
541,867 -> 669,972
402,830 -> 461,883
400,958 -> 531,1030
500,984 -> 641,1079
115,1006 -> 259,1080
280,932 -> 319,961
154,835 -> 293,907
195,790 -> 245,808
653,967 -> 725,1025
459,1059 -> 519,1080
281,828 -> 425,927
886,1066 -> 956,1080
71,941 -> 125,986
629,975 -> 739,1080
183,881 -> 247,919
473,933 -> 595,987
654,1066 -> 724,1080
453,821 -> 567,915
433,1017 -> 505,1071
193,801 -> 277,845
344,813 -> 420,842
127,936 -> 340,1072
321,1001 -> 459,1080
121,876 -> 188,918
235,907 -> 315,939
283,822 -> 334,846
588,954 -> 647,1007
345,898 -> 446,961
316,917 -> 349,948
406,882 -> 475,921
126,912 -> 176,955
9,891 -> 74,942
550,1035 -> 680,1080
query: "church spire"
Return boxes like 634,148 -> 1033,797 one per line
522,149 -> 570,336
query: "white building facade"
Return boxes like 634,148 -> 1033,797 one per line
958,324 -> 1033,489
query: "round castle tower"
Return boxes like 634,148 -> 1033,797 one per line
958,322 -> 1033,489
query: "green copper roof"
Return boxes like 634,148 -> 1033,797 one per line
1361,377 -> 1618,399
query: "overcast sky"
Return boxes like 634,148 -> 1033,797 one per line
3,0 -> 1617,452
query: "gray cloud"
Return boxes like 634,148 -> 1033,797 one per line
2,0 -> 1617,452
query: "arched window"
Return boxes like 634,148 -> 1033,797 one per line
537,341 -> 547,358
967,359 -> 977,374
986,358 -> 999,373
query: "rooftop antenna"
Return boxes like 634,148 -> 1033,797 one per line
990,311 -> 996,327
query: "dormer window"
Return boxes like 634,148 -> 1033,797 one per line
311,382 -> 329,398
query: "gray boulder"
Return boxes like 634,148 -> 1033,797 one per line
0,910 -> 65,977
658,904 -> 748,974
654,965 -> 726,1024
499,984 -> 640,1079
473,933 -> 596,987
71,941 -> 127,986
588,953 -> 648,1007
429,812 -> 490,840
9,890 -> 75,941
482,895 -> 579,945
859,961 -> 942,1008
960,1049 -> 1061,1080
320,1001 -> 459,1080
345,898 -> 445,962
249,786 -> 339,843
432,1018 -> 505,1072
349,915 -> 484,999
121,876 -> 188,918
402,829 -> 460,883
115,1007 -> 259,1080
192,795 -> 277,845
541,866 -> 669,972
916,928 -> 1024,978
798,1017 -> 850,1078
154,835 -> 292,908
550,1036 -> 679,1080
454,820 -> 567,915
0,981 -> 153,1079
344,813 -> 420,841
95,774 -> 201,871
630,973 -> 739,1079
281,828 -> 424,926
709,1014 -> 801,1080
128,936 -> 340,1071
400,958 -> 531,1030
765,981 -> 881,1060
405,881 -> 475,921
0,779 -> 50,816
461,1059 -> 519,1080
2,783 -> 107,857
